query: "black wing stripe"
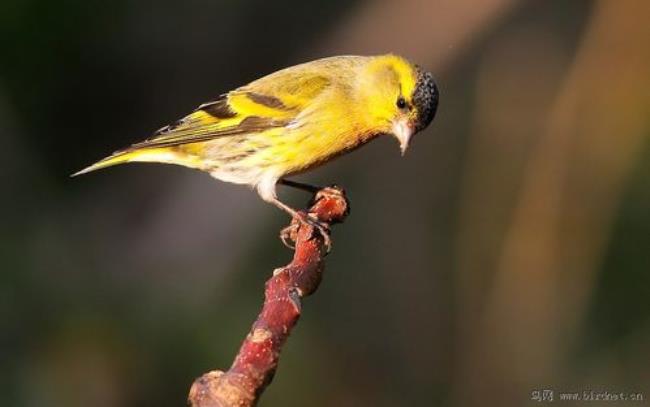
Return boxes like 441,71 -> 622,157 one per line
150,95 -> 237,139
245,92 -> 291,110
198,95 -> 238,119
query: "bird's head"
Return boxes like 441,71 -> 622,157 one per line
359,55 -> 439,155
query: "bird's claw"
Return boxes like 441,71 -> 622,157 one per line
279,212 -> 332,252
279,223 -> 297,249
310,218 -> 332,253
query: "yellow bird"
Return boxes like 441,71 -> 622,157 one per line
74,54 -> 439,241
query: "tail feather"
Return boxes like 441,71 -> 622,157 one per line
71,147 -> 190,177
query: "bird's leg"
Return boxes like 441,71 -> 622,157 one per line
278,178 -> 322,194
269,197 -> 332,251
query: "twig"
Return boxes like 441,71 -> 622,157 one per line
188,186 -> 350,407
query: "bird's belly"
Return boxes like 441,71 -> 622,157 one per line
196,128 -> 371,185
256,129 -> 368,173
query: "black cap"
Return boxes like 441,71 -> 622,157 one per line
413,68 -> 439,132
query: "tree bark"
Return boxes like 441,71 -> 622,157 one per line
188,186 -> 349,407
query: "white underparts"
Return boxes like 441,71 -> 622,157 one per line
210,168 -> 280,204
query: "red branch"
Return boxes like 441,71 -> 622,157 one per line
188,186 -> 349,407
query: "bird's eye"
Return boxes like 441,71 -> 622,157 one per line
396,97 -> 407,110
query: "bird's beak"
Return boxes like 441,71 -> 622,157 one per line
392,119 -> 415,156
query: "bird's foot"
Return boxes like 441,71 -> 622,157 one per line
280,212 -> 332,252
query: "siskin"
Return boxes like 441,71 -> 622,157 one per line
74,54 -> 439,242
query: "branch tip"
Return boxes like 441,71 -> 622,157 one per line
188,187 -> 349,407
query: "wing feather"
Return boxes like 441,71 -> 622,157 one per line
126,68 -> 332,151
73,63 -> 339,176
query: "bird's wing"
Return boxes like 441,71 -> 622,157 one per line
72,70 -> 334,176
126,70 -> 332,150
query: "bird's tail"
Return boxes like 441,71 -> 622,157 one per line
71,147 -> 187,177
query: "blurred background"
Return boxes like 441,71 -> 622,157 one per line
2,0 -> 649,406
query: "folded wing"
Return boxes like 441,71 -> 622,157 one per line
72,70 -> 332,176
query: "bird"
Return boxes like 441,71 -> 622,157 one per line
73,54 -> 439,246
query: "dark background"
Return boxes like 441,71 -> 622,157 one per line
2,0 -> 649,406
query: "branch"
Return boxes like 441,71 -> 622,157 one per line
188,186 -> 350,407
